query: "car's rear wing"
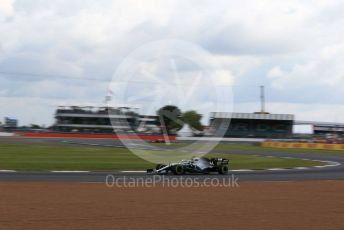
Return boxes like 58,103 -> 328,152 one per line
211,158 -> 229,166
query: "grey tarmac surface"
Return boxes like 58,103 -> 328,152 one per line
1,137 -> 344,182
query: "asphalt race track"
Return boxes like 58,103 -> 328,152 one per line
1,137 -> 344,182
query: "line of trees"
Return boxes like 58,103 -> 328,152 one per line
156,105 -> 203,134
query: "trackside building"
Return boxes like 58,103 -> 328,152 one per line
209,112 -> 294,138
53,106 -> 160,133
53,106 -> 139,133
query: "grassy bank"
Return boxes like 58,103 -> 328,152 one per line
153,142 -> 344,155
0,144 -> 324,171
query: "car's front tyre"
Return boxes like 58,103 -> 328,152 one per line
172,164 -> 185,175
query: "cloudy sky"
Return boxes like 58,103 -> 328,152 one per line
1,0 -> 344,126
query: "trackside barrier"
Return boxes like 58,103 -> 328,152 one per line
262,141 -> 344,151
0,132 -> 14,137
17,132 -> 176,141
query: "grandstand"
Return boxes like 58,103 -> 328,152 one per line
2,117 -> 18,132
53,106 -> 138,133
53,106 -> 160,133
209,112 -> 294,138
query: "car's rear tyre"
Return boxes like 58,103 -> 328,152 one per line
172,164 -> 184,175
218,165 -> 229,174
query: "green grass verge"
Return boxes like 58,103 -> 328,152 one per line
153,142 -> 344,155
213,143 -> 344,155
0,144 -> 324,171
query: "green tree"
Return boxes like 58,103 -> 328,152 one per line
30,124 -> 41,129
157,105 -> 183,134
182,110 -> 203,131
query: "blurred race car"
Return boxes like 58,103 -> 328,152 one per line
149,139 -> 166,143
147,157 -> 229,175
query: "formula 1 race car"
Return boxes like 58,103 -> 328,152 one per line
147,157 -> 229,175
149,139 -> 166,143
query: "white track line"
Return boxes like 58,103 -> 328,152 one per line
0,170 -> 16,172
294,167 -> 308,170
267,168 -> 288,171
231,169 -> 254,172
121,171 -> 146,173
326,161 -> 341,167
325,164 -> 340,167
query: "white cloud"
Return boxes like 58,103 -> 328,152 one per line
268,43 -> 344,90
0,0 -> 14,17
267,66 -> 283,79
211,69 -> 234,85
1,1 -> 344,125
